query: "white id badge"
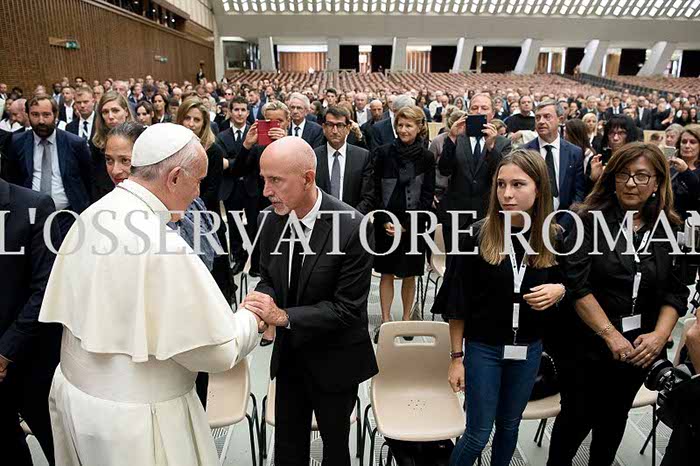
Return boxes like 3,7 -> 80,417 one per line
504,345 -> 528,360
622,314 -> 642,333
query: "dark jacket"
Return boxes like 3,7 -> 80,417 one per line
256,194 -> 378,392
314,143 -> 374,214
216,125 -> 249,202
367,118 -> 395,153
8,129 -> 93,214
288,120 -> 324,149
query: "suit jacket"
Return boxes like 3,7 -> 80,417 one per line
368,118 -> 395,153
8,129 -> 93,214
352,107 -> 371,125
246,103 -> 265,124
288,121 -> 324,149
255,193 -> 378,392
637,107 -> 652,130
0,179 -> 61,364
606,106 -> 624,119
65,114 -> 96,141
314,144 -> 374,214
58,103 -> 75,124
216,125 -> 249,201
524,138 -> 585,229
438,134 -> 512,222
305,114 -> 318,123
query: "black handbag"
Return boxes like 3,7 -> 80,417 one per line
383,438 -> 454,466
529,351 -> 560,401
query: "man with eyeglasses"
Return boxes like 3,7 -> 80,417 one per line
286,93 -> 324,149
524,100 -> 585,231
314,105 -> 374,214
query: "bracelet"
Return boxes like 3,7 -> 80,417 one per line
596,322 -> 614,337
450,351 -> 464,359
555,284 -> 566,304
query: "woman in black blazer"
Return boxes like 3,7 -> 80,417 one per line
373,105 -> 435,339
547,142 -> 688,466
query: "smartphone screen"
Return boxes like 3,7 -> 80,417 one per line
257,119 -> 280,146
466,114 -> 487,138
601,147 -> 613,165
662,146 -> 677,160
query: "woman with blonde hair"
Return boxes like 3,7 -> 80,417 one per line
373,105 -> 435,341
434,148 -> 566,466
91,91 -> 133,201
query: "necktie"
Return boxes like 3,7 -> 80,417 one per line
294,126 -> 300,137
82,121 -> 89,140
331,151 -> 341,198
39,139 -> 52,196
235,130 -> 242,143
287,224 -> 307,307
473,137 -> 482,164
544,145 -> 559,198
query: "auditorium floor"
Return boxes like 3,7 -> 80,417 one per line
29,273 -> 693,466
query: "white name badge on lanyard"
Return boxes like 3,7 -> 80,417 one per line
621,230 -> 650,333
505,248 -> 528,360
504,345 -> 528,360
622,314 -> 642,333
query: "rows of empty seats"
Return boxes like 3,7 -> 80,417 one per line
225,70 -> 617,96
613,76 -> 700,95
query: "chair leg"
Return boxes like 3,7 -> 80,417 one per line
246,414 -> 258,466
421,271 -> 432,311
260,395 -> 268,461
362,404 -> 373,466
386,444 -> 394,466
538,419 -> 548,447
250,394 -> 262,465
356,397 -> 362,458
368,428 -> 377,466
652,405 -> 657,466
533,419 -> 544,443
640,405 -> 659,455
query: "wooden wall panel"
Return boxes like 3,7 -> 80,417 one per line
0,0 -> 214,93
278,52 -> 327,73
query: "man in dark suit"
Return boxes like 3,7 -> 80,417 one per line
0,176 -> 61,466
287,93 -> 324,149
438,93 -> 512,251
359,99 -> 385,147
605,96 -> 624,119
217,96 -> 252,272
246,88 -> 265,125
367,95 -> 415,152
352,92 -> 371,126
7,96 -> 92,237
524,100 -> 585,231
636,98 -> 652,130
242,136 -> 378,466
314,106 -> 373,214
65,87 -> 96,142
57,86 -> 75,125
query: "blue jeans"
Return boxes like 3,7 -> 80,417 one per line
450,340 -> 543,466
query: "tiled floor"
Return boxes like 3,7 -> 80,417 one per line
29,272 -> 693,465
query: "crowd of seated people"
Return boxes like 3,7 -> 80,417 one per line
1,69 -> 700,466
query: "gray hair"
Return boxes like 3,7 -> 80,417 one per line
287,92 -> 310,109
130,136 -> 202,181
537,99 -> 565,118
392,95 -> 416,112
665,123 -> 684,135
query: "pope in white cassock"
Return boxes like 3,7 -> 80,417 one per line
39,124 -> 272,465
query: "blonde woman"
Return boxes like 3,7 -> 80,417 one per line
434,149 -> 565,466
91,91 -> 133,201
372,106 -> 435,341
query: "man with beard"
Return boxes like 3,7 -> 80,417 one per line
7,95 -> 92,237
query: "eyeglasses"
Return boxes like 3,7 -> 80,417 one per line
610,130 -> 628,138
615,172 -> 655,185
323,122 -> 349,130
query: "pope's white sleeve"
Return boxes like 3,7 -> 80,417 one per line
172,309 -> 261,373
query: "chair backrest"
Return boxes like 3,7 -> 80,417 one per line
430,224 -> 447,276
206,357 -> 251,428
375,321 -> 452,390
673,317 -> 697,366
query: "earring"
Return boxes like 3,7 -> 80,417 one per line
652,192 -> 657,197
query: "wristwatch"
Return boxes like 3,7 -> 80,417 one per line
450,351 -> 464,359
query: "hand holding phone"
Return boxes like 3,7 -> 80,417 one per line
257,119 -> 280,146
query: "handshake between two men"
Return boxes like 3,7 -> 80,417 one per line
240,291 -> 290,334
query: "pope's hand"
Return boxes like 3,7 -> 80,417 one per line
243,291 -> 289,327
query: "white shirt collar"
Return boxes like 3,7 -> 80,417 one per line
538,135 -> 561,151
118,179 -> 170,224
34,129 -> 57,145
296,187 -> 323,232
327,142 -> 347,158
80,112 -> 95,125
292,118 -> 306,134
232,122 -> 246,132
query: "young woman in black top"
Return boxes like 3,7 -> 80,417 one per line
547,142 -> 689,466
434,148 -> 566,466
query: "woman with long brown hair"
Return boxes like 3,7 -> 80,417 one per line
670,124 -> 700,220
434,148 -> 565,466
547,142 -> 688,466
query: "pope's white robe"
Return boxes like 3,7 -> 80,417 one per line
39,179 -> 261,466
